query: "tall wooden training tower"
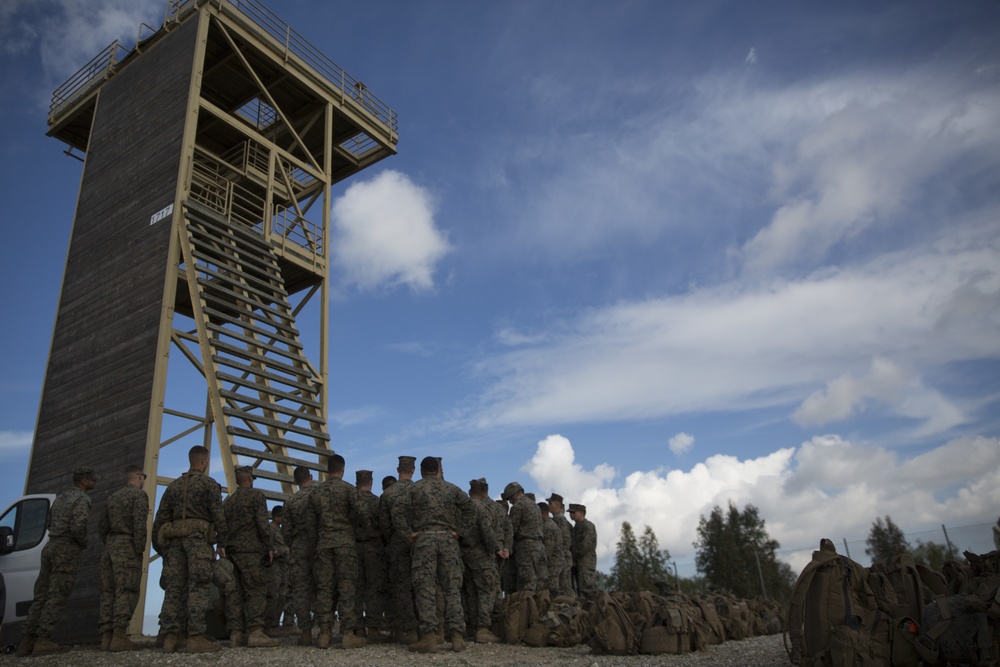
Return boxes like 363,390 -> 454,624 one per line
27,0 -> 396,641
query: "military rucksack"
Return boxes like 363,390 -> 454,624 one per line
785,539 -> 895,667
588,592 -> 639,655
869,552 -> 931,667
502,591 -> 540,644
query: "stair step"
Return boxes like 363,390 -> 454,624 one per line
186,203 -> 272,251
219,389 -> 325,423
203,306 -> 299,339
214,365 -> 320,396
192,249 -> 285,296
228,426 -> 332,453
199,281 -> 294,322
223,407 -> 326,438
211,340 -> 314,379
230,445 -> 326,474
207,323 -> 304,359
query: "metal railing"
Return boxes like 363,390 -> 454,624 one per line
271,205 -> 324,266
167,0 -> 397,139
49,40 -> 130,123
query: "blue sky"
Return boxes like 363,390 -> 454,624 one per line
1,0 -> 999,587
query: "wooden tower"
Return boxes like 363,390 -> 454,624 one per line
24,0 -> 396,642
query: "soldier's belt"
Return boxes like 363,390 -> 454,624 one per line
157,518 -> 215,546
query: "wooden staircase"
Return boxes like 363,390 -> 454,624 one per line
178,202 -> 330,499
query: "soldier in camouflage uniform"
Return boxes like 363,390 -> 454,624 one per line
546,493 -> 575,596
98,464 -> 148,652
479,481 -> 511,622
310,454 -> 368,649
392,456 -> 474,654
377,455 -> 418,643
282,466 -> 318,645
504,482 -> 546,592
152,446 -> 228,653
462,479 -> 506,643
17,466 -> 97,657
570,503 -> 597,600
221,466 -> 278,648
355,470 -> 389,641
539,502 -> 562,594
264,505 -> 290,635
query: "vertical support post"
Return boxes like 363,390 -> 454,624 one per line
843,538 -> 851,560
941,524 -> 955,557
753,546 -> 767,600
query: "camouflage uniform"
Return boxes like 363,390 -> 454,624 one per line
282,484 -> 317,630
551,511 -> 575,596
540,513 -> 561,593
23,487 -> 91,638
264,521 -> 290,628
572,516 -> 598,599
222,485 -> 274,632
310,476 -> 366,631
98,484 -> 149,634
378,478 -> 417,635
461,498 -> 500,629
392,476 -> 473,637
509,495 -> 545,591
356,488 -> 387,632
152,469 -> 228,636
486,498 -> 512,617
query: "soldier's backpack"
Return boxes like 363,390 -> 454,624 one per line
538,599 -> 586,647
915,551 -> 1000,666
785,539 -> 895,667
639,598 -> 694,655
691,594 -> 727,645
870,552 -> 931,667
589,592 -> 639,655
502,591 -> 540,644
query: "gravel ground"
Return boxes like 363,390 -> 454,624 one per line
4,633 -> 792,667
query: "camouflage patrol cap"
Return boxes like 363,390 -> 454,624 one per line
469,478 -> 488,493
537,501 -> 550,512
397,456 -> 416,472
501,481 -> 523,501
234,465 -> 256,479
525,492 -> 536,501
74,466 -> 96,478
568,503 -> 586,513
546,493 -> 564,504
356,470 -> 373,486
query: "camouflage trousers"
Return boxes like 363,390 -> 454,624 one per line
356,539 -> 387,630
461,549 -> 498,628
264,558 -> 289,628
226,550 -> 270,631
576,558 -> 597,600
288,545 -> 315,630
160,534 -> 215,635
556,552 -> 575,597
385,536 -> 417,633
23,537 -> 83,638
98,535 -> 142,633
514,538 -> 546,592
314,545 -> 360,629
411,532 -> 464,635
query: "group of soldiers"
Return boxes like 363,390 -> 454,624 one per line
14,446 -> 599,656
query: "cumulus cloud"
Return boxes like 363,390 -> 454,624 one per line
473,235 -> 1000,433
668,432 -> 695,456
522,433 -> 1000,572
332,170 -> 451,292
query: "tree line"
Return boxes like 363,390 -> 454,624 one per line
602,504 -> 960,602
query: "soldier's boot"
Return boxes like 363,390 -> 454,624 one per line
367,628 -> 392,644
185,634 -> 222,653
30,637 -> 68,656
110,627 -> 141,651
341,630 -> 367,650
229,630 -> 246,647
264,626 -> 284,638
398,630 -> 419,645
100,631 -> 112,651
247,626 -> 280,648
476,626 -> 500,644
298,628 -> 313,646
408,634 -> 439,653
177,632 -> 188,650
451,631 -> 467,652
162,633 -> 179,653
317,624 -> 332,649
437,622 -> 445,641
14,634 -> 35,657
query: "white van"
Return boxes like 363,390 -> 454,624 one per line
0,494 -> 56,646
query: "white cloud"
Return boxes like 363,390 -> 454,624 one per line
522,433 -> 1000,572
745,47 -> 757,65
0,431 -> 33,453
668,432 -> 694,456
474,234 -> 1000,433
332,170 -> 451,292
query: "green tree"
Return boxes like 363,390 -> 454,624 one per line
610,521 -> 643,591
865,515 -> 911,562
693,500 -> 792,601
638,524 -> 671,590
911,539 -> 958,570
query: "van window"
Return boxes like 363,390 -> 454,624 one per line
0,498 -> 50,552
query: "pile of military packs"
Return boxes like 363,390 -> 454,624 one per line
493,587 -> 785,655
786,541 -> 1000,667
